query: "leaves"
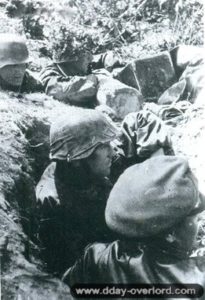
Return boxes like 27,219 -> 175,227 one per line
5,0 -> 204,54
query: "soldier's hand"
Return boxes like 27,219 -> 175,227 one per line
42,196 -> 60,209
36,181 -> 60,208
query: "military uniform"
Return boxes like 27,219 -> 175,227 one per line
37,162 -> 115,275
63,156 -> 205,300
20,69 -> 43,93
36,110 -> 172,275
63,241 -> 205,300
159,46 -> 204,105
39,51 -> 123,105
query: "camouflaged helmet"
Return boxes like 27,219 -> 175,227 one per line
0,34 -> 29,69
50,108 -> 119,161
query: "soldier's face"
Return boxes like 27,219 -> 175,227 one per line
165,215 -> 199,252
78,52 -> 93,75
59,52 -> 93,76
0,64 -> 26,87
86,142 -> 114,178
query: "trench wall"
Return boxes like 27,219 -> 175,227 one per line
0,92 -> 73,299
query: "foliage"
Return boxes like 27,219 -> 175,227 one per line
6,0 -> 44,39
5,0 -> 204,56
46,22 -> 98,61
157,0 -> 204,50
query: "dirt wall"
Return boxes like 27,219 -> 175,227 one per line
0,92 -> 73,299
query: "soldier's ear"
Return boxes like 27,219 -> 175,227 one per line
165,232 -> 177,243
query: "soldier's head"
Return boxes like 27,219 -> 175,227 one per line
105,156 -> 205,253
0,34 -> 29,91
50,24 -> 93,76
50,107 -> 119,178
54,50 -> 93,76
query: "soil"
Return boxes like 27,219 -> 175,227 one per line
0,92 -> 74,299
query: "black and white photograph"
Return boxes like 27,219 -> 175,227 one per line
0,0 -> 204,299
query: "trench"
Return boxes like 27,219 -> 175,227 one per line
0,91 -> 78,298
9,119 -> 52,270
1,103 -> 205,298
0,116 -> 73,299
12,119 -> 205,271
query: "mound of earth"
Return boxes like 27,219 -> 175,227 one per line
0,92 -> 74,299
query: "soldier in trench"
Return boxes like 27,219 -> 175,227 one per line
35,106 -> 173,276
0,33 -> 43,93
63,156 -> 205,297
39,42 -> 125,108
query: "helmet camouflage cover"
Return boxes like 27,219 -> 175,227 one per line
50,108 -> 119,161
0,34 -> 29,69
49,23 -> 93,63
